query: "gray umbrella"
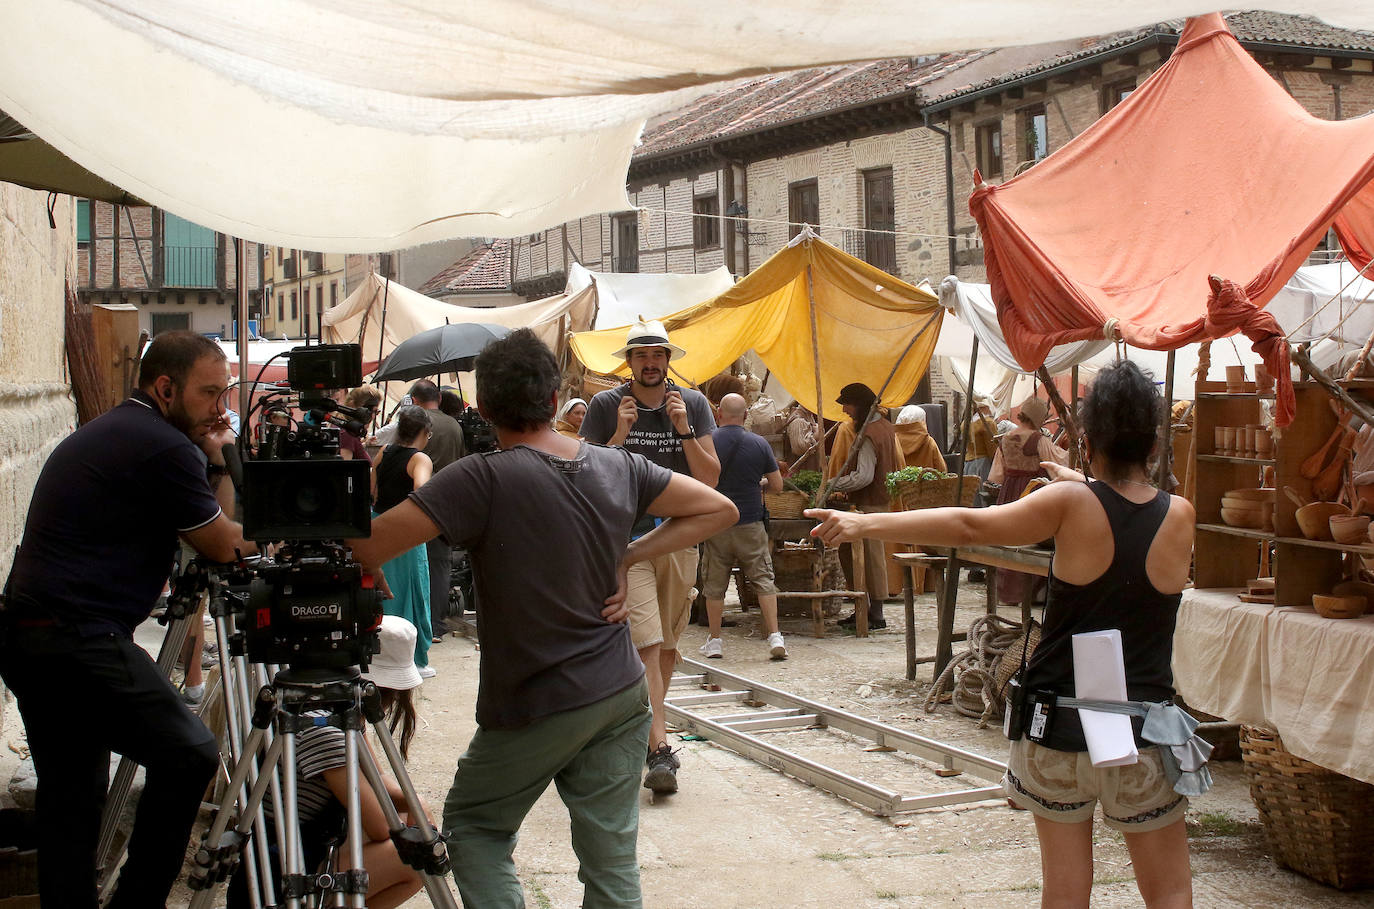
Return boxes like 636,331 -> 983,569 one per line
372,322 -> 511,383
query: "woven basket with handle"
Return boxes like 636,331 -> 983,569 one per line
892,475 -> 979,511
763,490 -> 809,519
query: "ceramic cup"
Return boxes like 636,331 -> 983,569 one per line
1255,428 -> 1273,458
1255,363 -> 1275,394
1222,426 -> 1238,454
1226,365 -> 1247,391
1244,425 -> 1258,457
1214,426 -> 1226,453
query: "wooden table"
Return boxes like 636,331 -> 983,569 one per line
893,545 -> 1053,681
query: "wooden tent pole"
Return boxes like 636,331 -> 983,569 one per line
955,335 -> 979,505
1036,366 -> 1081,468
806,264 -> 827,491
1159,349 -> 1176,487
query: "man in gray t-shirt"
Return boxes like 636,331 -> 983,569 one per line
580,319 -> 720,795
350,329 -> 734,908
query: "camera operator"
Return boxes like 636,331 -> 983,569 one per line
0,330 -> 256,909
349,329 -> 736,908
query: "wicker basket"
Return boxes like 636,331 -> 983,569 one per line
763,489 -> 810,519
581,371 -> 624,399
992,619 -> 1041,697
891,475 -> 979,511
1239,725 -> 1374,890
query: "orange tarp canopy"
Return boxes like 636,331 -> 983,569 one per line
969,13 -> 1374,428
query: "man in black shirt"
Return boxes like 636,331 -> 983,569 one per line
1,330 -> 256,909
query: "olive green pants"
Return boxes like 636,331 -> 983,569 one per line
442,678 -> 651,908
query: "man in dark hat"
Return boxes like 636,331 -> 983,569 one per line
827,382 -> 904,629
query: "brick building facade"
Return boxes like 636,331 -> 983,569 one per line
75,202 -> 261,339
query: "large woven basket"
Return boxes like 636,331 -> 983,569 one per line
1239,725 -> 1374,890
892,475 -> 979,511
763,490 -> 810,519
581,371 -> 624,399
992,619 -> 1041,697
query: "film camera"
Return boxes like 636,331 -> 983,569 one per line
218,344 -> 383,669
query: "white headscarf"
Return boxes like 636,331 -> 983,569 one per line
896,405 -> 927,425
557,397 -> 587,422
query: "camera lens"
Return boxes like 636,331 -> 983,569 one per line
292,481 -> 337,520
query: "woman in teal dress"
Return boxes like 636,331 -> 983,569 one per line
371,406 -> 436,676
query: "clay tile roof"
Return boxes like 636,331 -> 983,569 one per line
926,11 -> 1374,105
418,239 -> 511,295
634,52 -> 986,159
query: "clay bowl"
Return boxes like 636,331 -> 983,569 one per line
1222,496 -> 1269,512
1312,594 -> 1367,620
1331,579 -> 1374,610
1221,505 -> 1265,529
1330,514 -> 1371,545
1296,502 -> 1349,540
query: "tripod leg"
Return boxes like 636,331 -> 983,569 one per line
357,731 -> 460,909
214,612 -> 270,909
344,730 -> 368,909
95,606 -> 196,891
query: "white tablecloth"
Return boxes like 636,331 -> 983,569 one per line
1173,587 -> 1374,784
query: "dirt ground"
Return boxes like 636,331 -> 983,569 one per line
6,577 -> 1373,907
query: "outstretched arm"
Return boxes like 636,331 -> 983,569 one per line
805,480 -> 1075,549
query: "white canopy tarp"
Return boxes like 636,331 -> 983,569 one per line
321,272 -> 596,399
5,1 -> 1373,248
566,263 -> 737,329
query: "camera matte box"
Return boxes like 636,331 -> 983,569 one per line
242,458 -> 372,541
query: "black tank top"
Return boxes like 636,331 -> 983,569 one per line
374,446 -> 419,513
1024,481 -> 1181,752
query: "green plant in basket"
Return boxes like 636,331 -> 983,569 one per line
885,466 -> 956,497
790,470 -> 822,495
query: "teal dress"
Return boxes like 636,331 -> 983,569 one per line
373,445 -> 432,667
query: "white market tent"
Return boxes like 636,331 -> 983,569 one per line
936,267 -> 1372,414
566,263 -> 736,329
4,2 -> 1373,249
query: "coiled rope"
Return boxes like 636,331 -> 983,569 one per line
924,614 -> 1037,727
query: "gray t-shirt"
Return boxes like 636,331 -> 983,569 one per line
581,382 -> 716,535
409,443 -> 671,729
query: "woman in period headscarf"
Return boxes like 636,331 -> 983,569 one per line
554,397 -> 587,438
893,405 -> 947,472
988,395 -> 1069,605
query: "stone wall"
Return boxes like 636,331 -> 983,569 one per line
0,185 -> 78,726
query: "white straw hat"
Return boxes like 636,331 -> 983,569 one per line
612,319 -> 687,360
362,615 -> 423,690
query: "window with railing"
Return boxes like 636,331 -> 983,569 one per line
975,120 -> 1003,178
788,180 -> 819,239
863,168 -> 897,275
613,214 -> 638,273
162,213 -> 217,287
693,195 -> 720,249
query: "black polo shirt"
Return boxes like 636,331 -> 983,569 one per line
6,391 -> 221,636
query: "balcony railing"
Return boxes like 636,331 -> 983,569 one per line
162,246 -> 218,288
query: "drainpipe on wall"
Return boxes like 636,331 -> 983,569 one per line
922,112 -> 958,277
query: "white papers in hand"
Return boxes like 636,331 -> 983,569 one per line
1072,630 -> 1139,767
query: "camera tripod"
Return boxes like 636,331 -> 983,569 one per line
187,664 -> 458,909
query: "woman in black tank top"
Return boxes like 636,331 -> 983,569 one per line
806,361 -> 1196,908
371,406 -> 437,674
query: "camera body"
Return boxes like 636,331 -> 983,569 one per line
226,343 -> 383,669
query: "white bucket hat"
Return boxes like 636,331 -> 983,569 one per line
361,615 -> 424,690
612,319 -> 687,360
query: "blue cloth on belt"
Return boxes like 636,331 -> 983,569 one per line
1056,697 -> 1214,797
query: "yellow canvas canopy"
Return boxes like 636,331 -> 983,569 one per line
569,231 -> 942,422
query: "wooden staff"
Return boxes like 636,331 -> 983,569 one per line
1291,344 -> 1374,428
1158,349 -> 1176,488
1036,366 -> 1082,467
806,264 -> 827,490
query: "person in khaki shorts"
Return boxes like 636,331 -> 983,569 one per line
699,394 -> 788,661
581,320 -> 720,795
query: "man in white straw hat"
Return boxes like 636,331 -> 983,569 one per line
582,318 -> 720,795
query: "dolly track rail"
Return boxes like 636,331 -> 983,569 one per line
666,659 -> 1006,816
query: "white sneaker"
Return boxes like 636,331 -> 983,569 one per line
767,632 -> 787,661
418,665 -> 437,679
699,637 -> 723,659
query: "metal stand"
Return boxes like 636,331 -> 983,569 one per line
666,659 -> 1006,816
187,668 -> 457,909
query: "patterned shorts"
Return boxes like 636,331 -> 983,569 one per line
1002,738 -> 1188,832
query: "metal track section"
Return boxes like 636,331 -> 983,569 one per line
666,659 -> 1007,817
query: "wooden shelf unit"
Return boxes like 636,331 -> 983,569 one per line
1192,380 -> 1349,606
